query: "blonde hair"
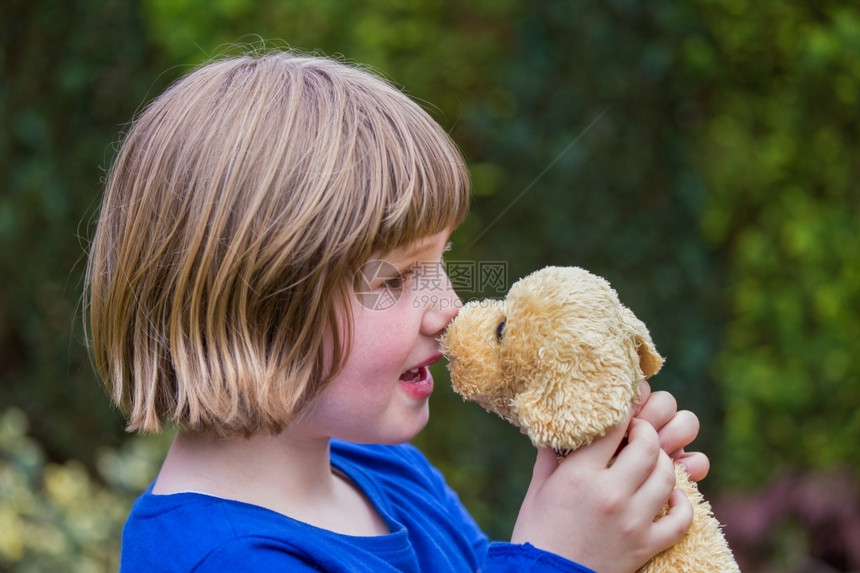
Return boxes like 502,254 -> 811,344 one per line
85,51 -> 470,436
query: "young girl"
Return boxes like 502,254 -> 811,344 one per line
85,50 -> 708,572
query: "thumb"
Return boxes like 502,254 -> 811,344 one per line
565,410 -> 633,468
529,447 -> 561,487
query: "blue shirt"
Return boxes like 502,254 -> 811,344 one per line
120,440 -> 594,572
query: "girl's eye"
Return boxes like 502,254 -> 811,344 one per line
382,275 -> 404,290
382,269 -> 415,291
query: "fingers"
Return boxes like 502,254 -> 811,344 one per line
625,440 -> 687,553
564,410 -> 633,469
649,488 -> 694,553
635,390 -> 711,482
673,451 -> 710,482
611,418 -> 661,485
634,389 -> 676,429
633,379 -> 651,415
655,409 -> 700,455
608,420 -> 690,564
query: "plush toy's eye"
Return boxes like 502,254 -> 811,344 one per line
495,320 -> 506,342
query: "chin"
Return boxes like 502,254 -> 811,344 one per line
360,412 -> 430,445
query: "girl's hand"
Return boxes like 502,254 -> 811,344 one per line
634,381 -> 710,482
511,414 -> 693,573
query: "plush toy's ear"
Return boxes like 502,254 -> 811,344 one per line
498,267 -> 640,452
510,365 -> 634,452
620,306 -> 664,379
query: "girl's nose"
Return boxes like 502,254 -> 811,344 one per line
420,283 -> 462,337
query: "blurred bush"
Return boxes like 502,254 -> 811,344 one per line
685,1 -> 860,488
0,408 -> 168,572
0,0 -> 163,465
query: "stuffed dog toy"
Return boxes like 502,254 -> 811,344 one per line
440,266 -> 738,572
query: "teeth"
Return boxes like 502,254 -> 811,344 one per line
401,367 -> 422,382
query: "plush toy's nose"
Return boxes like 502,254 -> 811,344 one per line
439,298 -> 507,399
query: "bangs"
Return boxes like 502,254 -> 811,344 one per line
374,124 -> 471,252
345,83 -> 471,261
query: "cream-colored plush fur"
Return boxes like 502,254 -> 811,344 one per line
440,266 -> 739,573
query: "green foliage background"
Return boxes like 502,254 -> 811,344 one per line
2,0 -> 858,570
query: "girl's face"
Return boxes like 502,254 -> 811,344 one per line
300,230 -> 461,444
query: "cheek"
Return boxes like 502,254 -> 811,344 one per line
311,368 -> 383,427
322,299 -> 421,396
352,304 -> 417,350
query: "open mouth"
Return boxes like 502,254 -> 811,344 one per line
398,364 -> 435,401
399,366 -> 427,382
